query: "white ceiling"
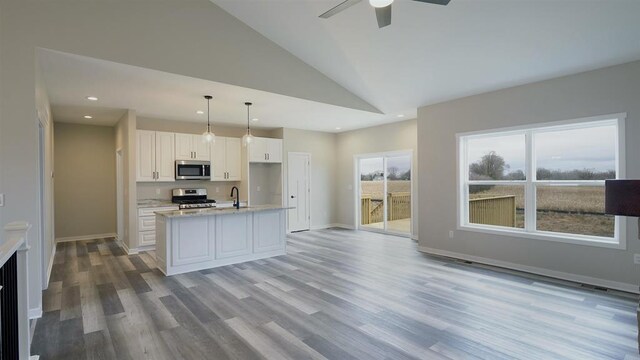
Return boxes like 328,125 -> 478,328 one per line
212,0 -> 640,114
38,50 -> 398,132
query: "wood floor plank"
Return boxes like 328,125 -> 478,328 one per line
31,230 -> 639,360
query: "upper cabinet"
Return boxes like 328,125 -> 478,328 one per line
211,137 -> 241,181
249,137 -> 282,163
175,133 -> 210,161
137,130 -> 175,182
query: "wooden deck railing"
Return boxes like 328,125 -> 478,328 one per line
469,195 -> 516,227
361,192 -> 411,225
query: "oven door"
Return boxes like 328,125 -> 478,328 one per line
175,160 -> 211,180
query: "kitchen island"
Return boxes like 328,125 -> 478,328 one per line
155,205 -> 291,276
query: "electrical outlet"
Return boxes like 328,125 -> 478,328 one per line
634,254 -> 640,265
448,230 -> 454,239
0,193 -> 4,206
257,185 -> 261,192
215,187 -> 220,193
155,188 -> 160,195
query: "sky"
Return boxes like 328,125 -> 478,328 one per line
467,124 -> 616,174
360,155 -> 411,176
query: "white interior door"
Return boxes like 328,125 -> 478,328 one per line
287,152 -> 310,232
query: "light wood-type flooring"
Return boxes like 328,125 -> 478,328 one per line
31,229 -> 640,359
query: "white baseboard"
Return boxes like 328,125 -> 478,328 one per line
309,223 -> 346,230
44,241 -> 57,289
331,223 -> 356,230
29,307 -> 42,319
55,233 -> 116,243
121,241 -> 138,255
411,235 -> 419,241
418,246 -> 639,294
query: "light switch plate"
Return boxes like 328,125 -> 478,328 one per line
0,193 -> 4,207
448,230 -> 454,239
634,254 -> 640,265
257,185 -> 261,192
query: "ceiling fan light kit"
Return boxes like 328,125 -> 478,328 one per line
320,0 -> 451,28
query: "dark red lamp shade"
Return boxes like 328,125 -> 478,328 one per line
605,180 -> 640,217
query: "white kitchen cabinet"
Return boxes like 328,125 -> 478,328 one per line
266,138 -> 283,163
136,130 -> 175,182
216,213 -> 252,259
175,133 -> 210,161
253,210 -> 285,253
248,137 -> 282,163
137,205 -> 179,248
211,137 -> 242,181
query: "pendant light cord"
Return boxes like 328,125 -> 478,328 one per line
207,97 -> 211,132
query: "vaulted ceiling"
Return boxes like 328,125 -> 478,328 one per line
212,0 -> 640,115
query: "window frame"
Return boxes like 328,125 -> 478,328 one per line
456,113 -> 626,250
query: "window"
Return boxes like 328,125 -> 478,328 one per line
458,114 -> 625,248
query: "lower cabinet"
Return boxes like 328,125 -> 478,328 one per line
216,213 -> 252,259
138,206 -> 178,248
172,217 -> 215,266
253,210 -> 285,253
156,209 -> 288,276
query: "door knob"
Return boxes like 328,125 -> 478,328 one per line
291,195 -> 295,198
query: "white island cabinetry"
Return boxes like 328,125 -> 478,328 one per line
155,206 -> 288,276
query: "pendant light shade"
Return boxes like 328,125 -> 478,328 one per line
242,102 -> 254,147
202,95 -> 215,143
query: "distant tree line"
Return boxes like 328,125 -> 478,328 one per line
469,151 -> 614,193
361,166 -> 410,181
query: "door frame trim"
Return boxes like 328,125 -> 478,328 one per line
287,152 -> 311,233
354,149 -> 414,237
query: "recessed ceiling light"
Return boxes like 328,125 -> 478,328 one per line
397,114 -> 405,118
86,96 -> 98,101
196,110 -> 204,115
251,118 -> 259,122
84,115 -> 93,119
335,127 -> 342,130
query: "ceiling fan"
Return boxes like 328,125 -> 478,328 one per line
319,0 -> 451,29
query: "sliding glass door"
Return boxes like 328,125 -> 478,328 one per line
357,151 -> 412,235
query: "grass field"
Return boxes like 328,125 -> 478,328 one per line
470,185 -> 613,237
361,180 -> 411,200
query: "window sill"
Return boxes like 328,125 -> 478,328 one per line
457,224 -> 625,250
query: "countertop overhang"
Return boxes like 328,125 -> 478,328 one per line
155,205 -> 294,218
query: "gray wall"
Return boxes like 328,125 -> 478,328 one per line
54,123 -> 116,239
418,60 -> 640,290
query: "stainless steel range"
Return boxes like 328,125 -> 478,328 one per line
172,188 -> 216,209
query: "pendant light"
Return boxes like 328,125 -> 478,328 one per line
202,95 -> 215,143
242,102 -> 254,146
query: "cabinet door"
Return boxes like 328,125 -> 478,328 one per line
216,214 -> 251,259
172,217 -> 214,266
249,137 -> 268,163
193,135 -> 210,161
175,133 -> 193,160
253,210 -> 285,253
155,132 -> 175,182
225,137 -> 242,181
136,130 -> 156,182
267,138 -> 283,163
139,231 -> 156,247
210,137 -> 226,181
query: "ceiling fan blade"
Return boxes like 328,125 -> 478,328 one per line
375,4 -> 392,28
319,0 -> 363,19
411,0 -> 451,5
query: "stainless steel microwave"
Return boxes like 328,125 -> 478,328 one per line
175,160 -> 210,180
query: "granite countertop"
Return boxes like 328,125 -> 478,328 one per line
137,199 -> 176,208
155,205 -> 294,218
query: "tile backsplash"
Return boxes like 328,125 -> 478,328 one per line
137,180 -> 244,202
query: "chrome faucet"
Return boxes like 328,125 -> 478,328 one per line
230,186 -> 240,209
